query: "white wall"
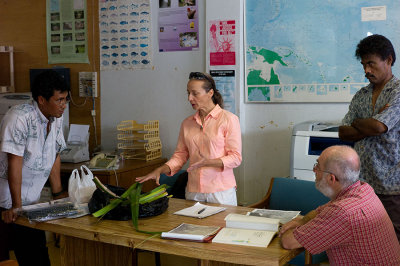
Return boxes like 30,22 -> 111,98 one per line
101,0 -> 206,160
101,0 -> 351,206
241,103 -> 348,205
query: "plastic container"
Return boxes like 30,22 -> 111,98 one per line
117,120 -> 159,132
117,139 -> 162,151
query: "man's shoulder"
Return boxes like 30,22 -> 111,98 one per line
352,84 -> 372,98
333,182 -> 377,210
2,103 -> 35,124
6,102 -> 35,117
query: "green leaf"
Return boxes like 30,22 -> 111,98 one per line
130,182 -> 142,229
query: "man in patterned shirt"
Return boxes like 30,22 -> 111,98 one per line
339,34 -> 400,241
280,145 -> 400,265
0,70 -> 69,265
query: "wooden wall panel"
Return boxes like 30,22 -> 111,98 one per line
0,0 -> 101,153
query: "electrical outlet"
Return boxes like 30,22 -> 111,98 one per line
79,72 -> 97,97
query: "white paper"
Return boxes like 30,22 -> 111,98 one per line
247,209 -> 300,224
67,124 -> 89,143
173,202 -> 226,219
212,227 -> 276,247
361,6 -> 386,21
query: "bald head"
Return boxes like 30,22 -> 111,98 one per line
320,145 -> 360,187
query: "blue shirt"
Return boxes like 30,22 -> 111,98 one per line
0,101 -> 66,209
342,76 -> 400,195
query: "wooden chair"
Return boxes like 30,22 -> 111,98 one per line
248,177 -> 330,266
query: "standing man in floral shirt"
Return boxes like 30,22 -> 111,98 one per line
339,34 -> 400,241
0,70 -> 69,265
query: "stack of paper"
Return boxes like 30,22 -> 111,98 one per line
161,223 -> 221,242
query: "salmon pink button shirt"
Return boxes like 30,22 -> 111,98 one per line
165,105 -> 242,193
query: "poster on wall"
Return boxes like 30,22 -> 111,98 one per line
46,0 -> 89,64
245,0 -> 400,103
158,0 -> 199,52
99,0 -> 152,70
210,70 -> 236,115
209,20 -> 236,66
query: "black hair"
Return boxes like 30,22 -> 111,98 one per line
189,72 -> 224,109
31,70 -> 69,102
355,34 -> 396,66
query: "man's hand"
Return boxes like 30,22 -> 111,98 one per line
2,208 -> 19,224
379,103 -> 390,113
53,191 -> 69,200
279,217 -> 303,236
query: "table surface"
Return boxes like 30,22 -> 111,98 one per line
16,198 -> 303,266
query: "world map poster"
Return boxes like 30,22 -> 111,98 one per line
245,1 -> 400,102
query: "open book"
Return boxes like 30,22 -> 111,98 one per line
173,202 -> 226,219
161,223 -> 221,242
247,209 -> 300,224
212,213 -> 280,247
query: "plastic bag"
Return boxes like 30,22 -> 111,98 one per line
68,165 -> 97,204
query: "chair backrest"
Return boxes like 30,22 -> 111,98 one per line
269,177 -> 329,215
159,170 -> 187,198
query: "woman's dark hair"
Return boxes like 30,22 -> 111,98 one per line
188,72 -> 224,108
355,34 -> 396,66
31,70 -> 69,102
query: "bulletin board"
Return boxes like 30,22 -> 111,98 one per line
245,1 -> 400,103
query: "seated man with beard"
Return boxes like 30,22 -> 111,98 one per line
280,145 -> 400,265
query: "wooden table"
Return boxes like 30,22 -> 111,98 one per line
16,198 -> 303,266
61,158 -> 167,192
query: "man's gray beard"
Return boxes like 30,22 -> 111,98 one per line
316,176 -> 335,198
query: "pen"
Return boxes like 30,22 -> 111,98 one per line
197,207 -> 206,214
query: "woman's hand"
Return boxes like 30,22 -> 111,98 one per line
187,159 -> 206,172
135,164 -> 171,185
135,170 -> 162,185
187,158 -> 223,172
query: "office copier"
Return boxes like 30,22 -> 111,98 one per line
290,121 -> 353,181
0,92 -> 32,122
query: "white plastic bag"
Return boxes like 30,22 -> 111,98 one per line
68,165 -> 97,204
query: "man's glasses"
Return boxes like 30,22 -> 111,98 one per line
313,162 -> 334,175
53,97 -> 70,106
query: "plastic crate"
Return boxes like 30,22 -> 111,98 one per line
117,120 -> 159,132
121,149 -> 162,161
118,139 -> 162,151
117,130 -> 159,141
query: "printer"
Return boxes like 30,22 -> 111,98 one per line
290,121 -> 353,181
60,124 -> 90,163
0,92 -> 32,122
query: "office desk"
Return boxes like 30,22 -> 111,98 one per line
16,198 -> 302,266
61,158 -> 167,192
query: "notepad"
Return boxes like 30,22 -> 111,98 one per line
173,202 -> 226,219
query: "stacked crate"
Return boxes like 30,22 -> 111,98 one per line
117,120 -> 162,161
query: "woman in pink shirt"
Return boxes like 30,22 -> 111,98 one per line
136,72 -> 242,205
